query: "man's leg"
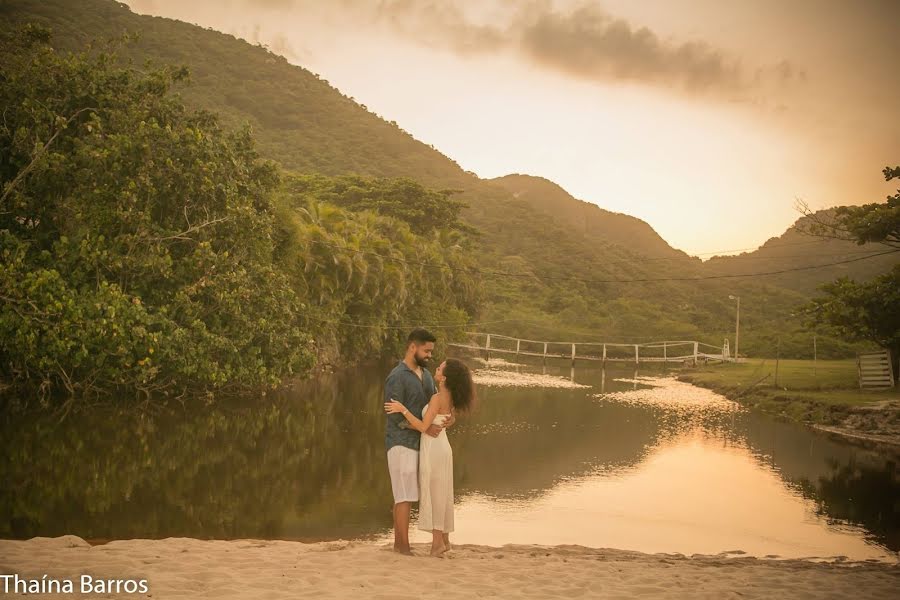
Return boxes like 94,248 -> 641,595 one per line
393,502 -> 412,554
387,445 -> 418,554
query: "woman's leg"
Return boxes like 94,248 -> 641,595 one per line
430,529 -> 447,557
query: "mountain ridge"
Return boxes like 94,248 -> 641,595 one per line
490,174 -> 692,260
2,0 -> 893,359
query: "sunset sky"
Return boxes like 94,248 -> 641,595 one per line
124,0 -> 899,256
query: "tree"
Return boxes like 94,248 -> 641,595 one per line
272,175 -> 483,365
796,166 -> 900,249
283,174 -> 479,237
0,26 -> 315,403
794,166 -> 900,381
802,265 -> 900,382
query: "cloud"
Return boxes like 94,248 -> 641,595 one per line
360,1 -> 801,100
514,4 -> 744,93
125,0 -> 804,101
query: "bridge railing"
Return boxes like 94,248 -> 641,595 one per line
448,332 -> 729,365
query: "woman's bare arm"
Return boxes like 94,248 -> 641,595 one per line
385,395 -> 441,433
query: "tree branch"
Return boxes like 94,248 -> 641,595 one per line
0,107 -> 97,205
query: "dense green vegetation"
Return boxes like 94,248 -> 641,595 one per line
0,25 -> 313,400
801,266 -> 900,378
798,170 -> 900,376
1,0 -> 895,403
273,174 -> 482,367
0,26 -> 480,402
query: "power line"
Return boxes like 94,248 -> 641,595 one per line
589,249 -> 899,283
688,237 -> 835,257
301,314 -> 525,330
692,249 -> 879,261
618,238 -> 841,261
303,236 -> 846,270
301,238 -> 898,285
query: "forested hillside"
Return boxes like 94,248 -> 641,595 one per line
704,211 -> 898,295
1,0 -> 893,401
491,175 -> 690,259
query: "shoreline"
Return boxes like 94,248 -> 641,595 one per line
1,536 -> 897,599
677,370 -> 900,451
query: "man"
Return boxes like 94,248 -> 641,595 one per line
384,328 -> 455,555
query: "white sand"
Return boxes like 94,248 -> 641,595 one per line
1,536 -> 897,599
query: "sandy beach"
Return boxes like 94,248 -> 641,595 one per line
1,536 -> 897,599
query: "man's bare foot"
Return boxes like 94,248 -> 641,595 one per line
394,545 -> 414,556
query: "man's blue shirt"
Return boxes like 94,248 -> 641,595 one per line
384,360 -> 436,451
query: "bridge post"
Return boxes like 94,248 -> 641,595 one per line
693,341 -> 698,365
602,344 -> 607,365
516,338 -> 521,359
634,344 -> 639,364
543,342 -> 548,365
571,343 -> 576,367
486,334 -> 491,361
663,342 -> 667,363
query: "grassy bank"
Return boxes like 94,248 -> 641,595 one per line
678,359 -> 900,447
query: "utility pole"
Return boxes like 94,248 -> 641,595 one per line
813,332 -> 817,379
729,295 -> 740,362
774,337 -> 781,388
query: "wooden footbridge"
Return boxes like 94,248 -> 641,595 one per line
448,332 -> 730,365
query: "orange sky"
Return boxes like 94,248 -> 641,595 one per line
124,0 -> 899,256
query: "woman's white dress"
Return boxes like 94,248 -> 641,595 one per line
418,404 -> 454,533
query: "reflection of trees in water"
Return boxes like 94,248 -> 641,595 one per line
451,386 -> 661,498
797,458 -> 899,552
728,411 -> 899,552
4,364 -> 896,548
0,367 -> 395,541
1,367 -> 663,541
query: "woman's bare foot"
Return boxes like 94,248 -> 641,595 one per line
430,543 -> 448,557
442,534 -> 451,551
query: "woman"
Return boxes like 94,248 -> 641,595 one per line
385,358 -> 476,557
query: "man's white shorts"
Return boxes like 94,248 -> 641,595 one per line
387,445 -> 419,504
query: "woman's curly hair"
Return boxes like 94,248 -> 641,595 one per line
442,358 -> 476,414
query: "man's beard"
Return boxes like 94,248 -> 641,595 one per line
414,354 -> 430,368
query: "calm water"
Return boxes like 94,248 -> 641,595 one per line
2,357 -> 897,561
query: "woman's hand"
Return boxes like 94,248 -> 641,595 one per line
384,400 -> 408,415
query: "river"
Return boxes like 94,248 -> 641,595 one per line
2,356 -> 896,561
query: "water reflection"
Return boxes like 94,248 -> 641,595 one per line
429,432 -> 890,560
1,360 -> 896,561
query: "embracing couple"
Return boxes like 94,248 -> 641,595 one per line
383,328 -> 476,557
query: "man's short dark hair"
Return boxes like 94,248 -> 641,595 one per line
407,328 -> 436,345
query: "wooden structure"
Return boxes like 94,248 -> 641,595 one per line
448,333 -> 729,365
858,350 -> 895,389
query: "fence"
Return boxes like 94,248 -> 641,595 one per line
858,350 -> 895,389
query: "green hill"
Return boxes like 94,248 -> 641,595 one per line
491,174 -> 690,259
0,0 -> 473,186
704,212 -> 897,295
1,0 -> 891,368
